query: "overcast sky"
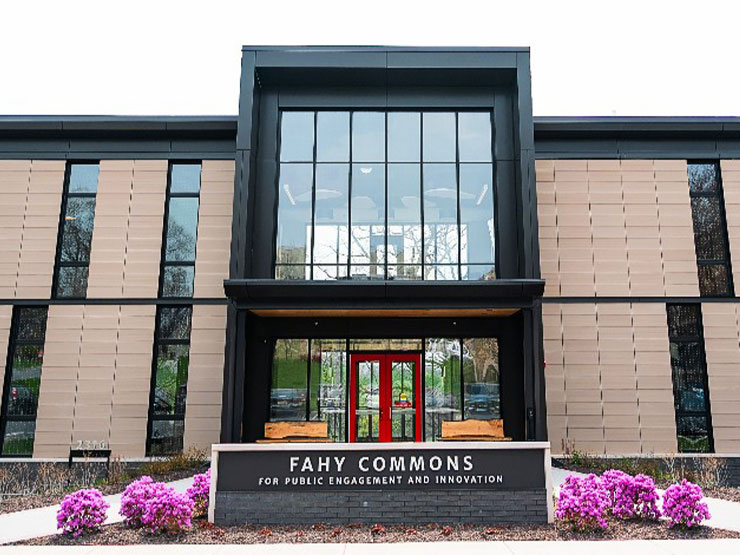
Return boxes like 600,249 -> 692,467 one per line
2,0 -> 739,117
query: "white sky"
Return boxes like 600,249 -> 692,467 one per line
2,0 -> 739,117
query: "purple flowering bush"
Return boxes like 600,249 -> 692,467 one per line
141,482 -> 194,534
120,476 -> 157,528
600,470 -> 660,520
662,479 -> 711,528
555,473 -> 610,531
187,469 -> 211,517
56,488 -> 109,537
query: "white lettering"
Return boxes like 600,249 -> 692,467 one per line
290,457 -> 299,473
429,456 -> 442,471
317,457 -> 329,472
359,456 -> 370,472
372,457 -> 386,472
389,456 -> 405,472
446,456 -> 459,471
301,458 -> 314,472
334,456 -> 346,472
463,455 -> 473,471
409,456 -> 424,472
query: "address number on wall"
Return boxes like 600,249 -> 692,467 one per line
75,440 -> 108,450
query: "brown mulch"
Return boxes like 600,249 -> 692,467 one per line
16,517 -> 740,546
0,468 -> 203,516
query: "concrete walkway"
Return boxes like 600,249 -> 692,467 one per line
0,477 -> 194,545
552,467 -> 740,533
2,540 -> 740,554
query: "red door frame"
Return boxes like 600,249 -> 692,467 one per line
348,353 -> 422,443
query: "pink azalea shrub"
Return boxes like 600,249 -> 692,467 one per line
662,479 -> 711,528
555,473 -> 610,531
56,488 -> 109,537
120,476 -> 157,528
187,469 -> 211,517
140,482 -> 194,534
601,470 -> 660,520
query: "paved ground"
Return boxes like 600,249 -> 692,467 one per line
0,477 -> 194,545
551,467 -> 740,533
2,540 -> 740,554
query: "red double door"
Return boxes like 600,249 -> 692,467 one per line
348,353 -> 422,443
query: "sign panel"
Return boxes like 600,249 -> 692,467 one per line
217,447 -> 545,492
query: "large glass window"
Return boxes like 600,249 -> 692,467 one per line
147,306 -> 192,455
268,336 -> 499,442
687,162 -> 733,296
275,110 -> 495,281
0,307 -> 48,456
160,163 -> 201,297
53,163 -> 99,298
667,304 -> 713,453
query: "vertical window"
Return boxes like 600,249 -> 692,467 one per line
270,339 -> 309,421
275,111 -> 496,281
687,162 -> 733,296
147,306 -> 192,455
462,337 -> 500,420
424,338 -> 461,441
667,304 -> 713,453
160,163 -> 201,297
0,307 -> 48,456
53,163 -> 99,298
310,339 -> 347,442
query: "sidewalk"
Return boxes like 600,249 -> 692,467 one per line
551,467 -> 740,533
2,540 -> 740,554
0,477 -> 194,546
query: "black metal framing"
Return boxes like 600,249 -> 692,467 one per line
267,336 -> 503,443
145,304 -> 193,456
52,161 -> 99,299
158,161 -> 202,299
273,109 -> 498,283
0,305 -> 49,457
666,303 -> 715,453
687,161 -> 734,297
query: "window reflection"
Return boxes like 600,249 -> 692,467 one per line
276,110 -> 496,281
462,338 -> 500,420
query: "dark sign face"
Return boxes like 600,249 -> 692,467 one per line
217,447 -> 545,492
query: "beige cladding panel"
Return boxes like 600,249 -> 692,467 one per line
0,161 -> 31,299
544,302 -> 676,456
183,304 -> 226,451
34,304 -> 154,457
720,161 -> 740,289
194,160 -> 234,298
702,302 -> 740,454
87,160 -> 167,299
536,159 -> 699,298
14,161 -> 65,299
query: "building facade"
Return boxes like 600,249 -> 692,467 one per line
0,46 -> 738,459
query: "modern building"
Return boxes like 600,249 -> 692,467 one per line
0,46 -> 738,460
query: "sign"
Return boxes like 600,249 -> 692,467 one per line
217,446 -> 545,492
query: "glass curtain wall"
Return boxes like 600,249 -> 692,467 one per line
268,337 -> 499,442
275,111 -> 495,281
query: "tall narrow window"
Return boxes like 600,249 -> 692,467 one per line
666,304 -> 713,453
687,162 -> 733,296
53,163 -> 99,298
147,306 -> 192,455
160,163 -> 201,297
0,307 -> 48,456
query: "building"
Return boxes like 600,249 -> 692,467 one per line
0,46 -> 738,460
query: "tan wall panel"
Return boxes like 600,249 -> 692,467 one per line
183,304 -> 226,451
123,161 -> 166,298
702,302 -> 740,454
536,159 -> 699,298
35,304 -> 154,457
720,161 -> 740,289
15,161 -> 64,299
0,161 -> 30,298
544,302 -> 675,455
193,160 -> 234,298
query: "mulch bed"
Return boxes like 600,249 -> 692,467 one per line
16,518 -> 740,545
0,467 -> 204,516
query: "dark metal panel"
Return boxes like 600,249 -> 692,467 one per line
0,139 -> 70,153
68,139 -> 171,153
255,51 -> 386,68
494,160 -> 518,279
278,87 -> 386,108
170,139 -> 237,153
618,139 -> 719,158
387,51 -> 517,69
493,90 -> 514,161
237,51 -> 257,152
386,87 -> 495,108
